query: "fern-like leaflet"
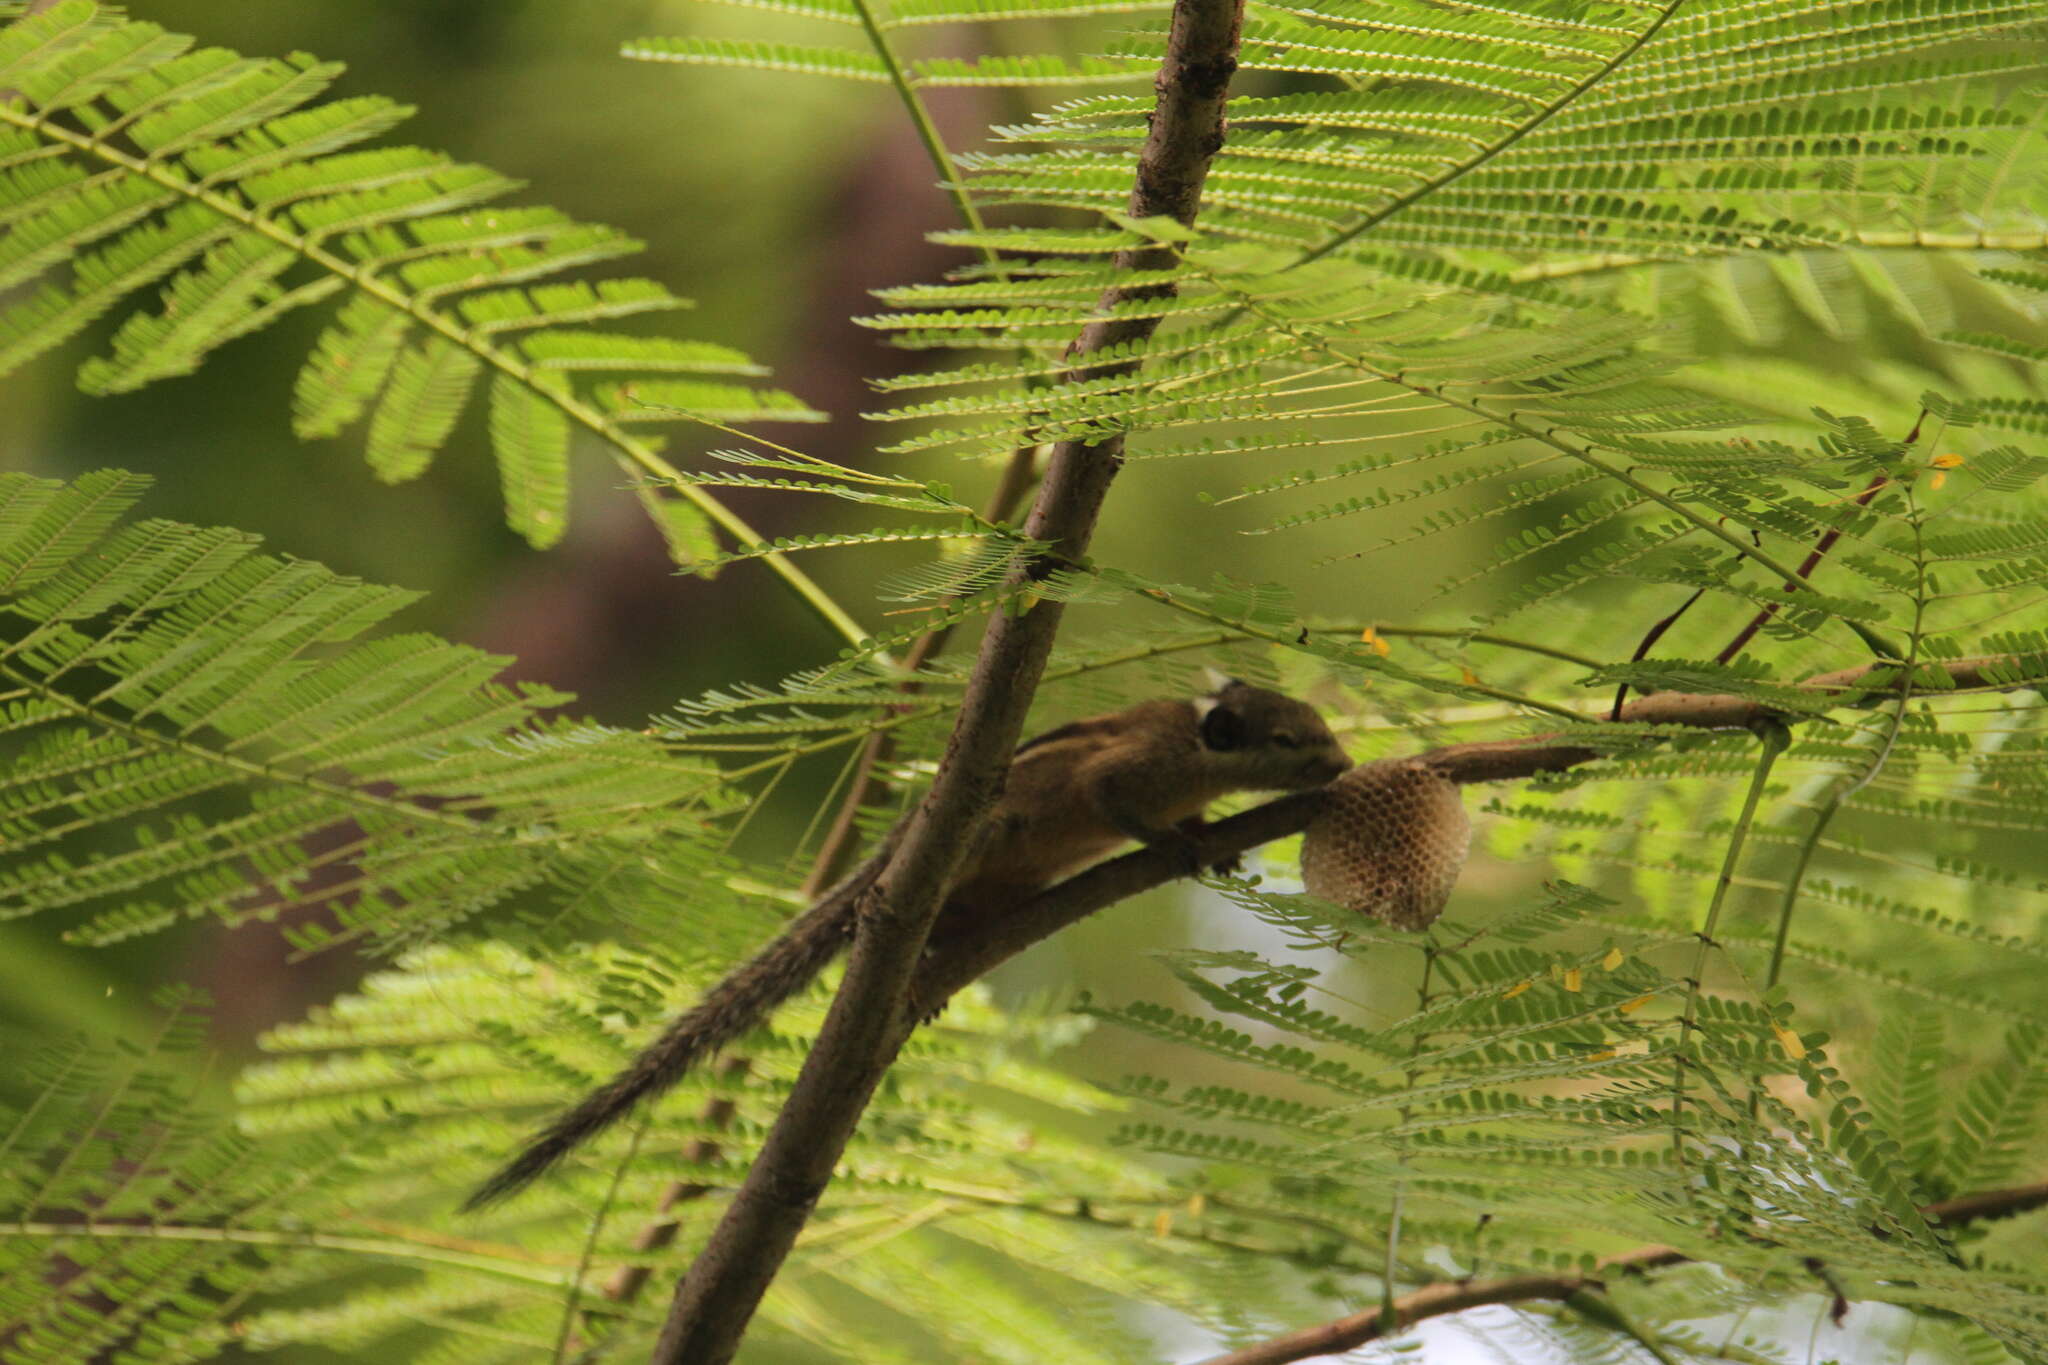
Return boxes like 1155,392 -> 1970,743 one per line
0,1 -> 873,645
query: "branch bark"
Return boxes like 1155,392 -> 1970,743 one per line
1193,1180 -> 2048,1365
651,0 -> 1246,1356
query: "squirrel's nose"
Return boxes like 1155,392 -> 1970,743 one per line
1311,752 -> 1352,783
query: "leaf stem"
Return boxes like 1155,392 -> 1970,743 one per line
1669,718 -> 1789,1159
1380,944 -> 1437,1327
1511,230 -> 2048,283
1292,0 -> 1689,269
793,0 -> 1049,892
844,0 -> 998,266
1,1219 -> 586,1290
696,620 -> 1601,788
1124,586 -> 1589,720
0,663 -> 496,839
0,103 -> 870,649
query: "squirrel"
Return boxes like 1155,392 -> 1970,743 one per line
464,677 -> 1350,1209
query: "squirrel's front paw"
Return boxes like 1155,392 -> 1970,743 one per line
1146,829 -> 1204,880
1174,816 -> 1237,876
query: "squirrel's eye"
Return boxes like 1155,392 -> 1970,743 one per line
1273,733 -> 1300,749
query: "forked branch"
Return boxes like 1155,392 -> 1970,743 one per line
650,0 -> 1247,1357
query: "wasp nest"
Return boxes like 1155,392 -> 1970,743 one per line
1301,758 -> 1470,931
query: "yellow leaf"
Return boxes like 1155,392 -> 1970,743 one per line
1360,626 -> 1391,657
1930,452 -> 1965,468
1585,1048 -> 1617,1063
1929,471 -> 1948,491
1562,967 -> 1582,993
1153,1210 -> 1173,1238
1502,979 -> 1533,999
1460,666 -> 1480,686
1619,994 -> 1655,1014
1772,1023 -> 1806,1058
1187,1193 -> 1207,1218
1601,947 -> 1624,971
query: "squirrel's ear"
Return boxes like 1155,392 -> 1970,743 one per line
1199,698 -> 1245,751
1201,666 -> 1240,694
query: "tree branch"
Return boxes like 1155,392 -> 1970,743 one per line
1925,1181 -> 2048,1228
1192,1180 -> 2048,1365
910,653 -> 2042,1012
650,0 -> 1246,1356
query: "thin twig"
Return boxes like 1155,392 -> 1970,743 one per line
797,0 -> 1050,895
649,1 -> 1246,1357
799,450 -> 1036,898
595,1056 -> 749,1308
1610,585 -> 1709,721
1714,468 -> 1894,666
1712,408 -> 1918,666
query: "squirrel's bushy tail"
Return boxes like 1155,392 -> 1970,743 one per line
463,868 -> 874,1210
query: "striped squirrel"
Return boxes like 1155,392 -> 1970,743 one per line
465,677 -> 1349,1208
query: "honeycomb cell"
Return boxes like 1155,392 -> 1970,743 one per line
1301,757 -> 1469,931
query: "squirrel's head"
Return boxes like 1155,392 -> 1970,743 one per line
1192,676 -> 1352,790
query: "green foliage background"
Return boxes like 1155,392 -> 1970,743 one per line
0,0 -> 2046,1362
